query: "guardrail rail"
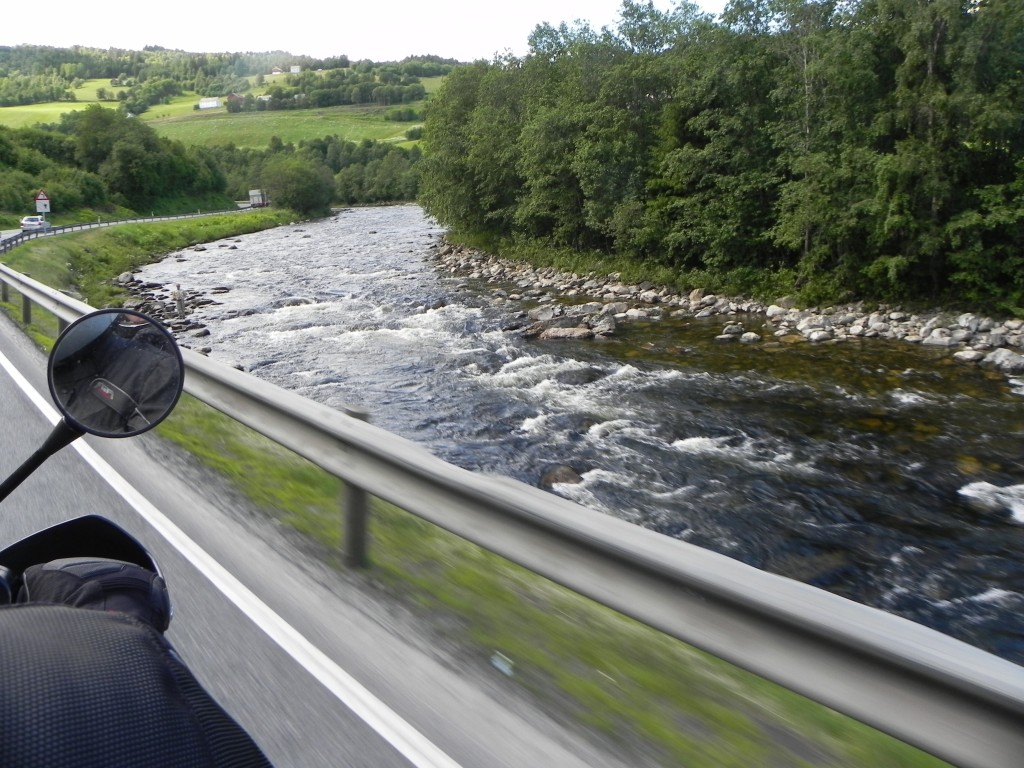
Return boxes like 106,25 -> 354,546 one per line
1,250 -> 1022,768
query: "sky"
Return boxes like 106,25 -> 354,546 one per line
3,0 -> 727,63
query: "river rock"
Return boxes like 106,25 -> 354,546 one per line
539,326 -> 594,341
538,464 -> 584,489
146,232 -> 1024,388
954,350 -> 987,363
591,316 -> 616,336
273,296 -> 314,308
982,348 -> 1024,374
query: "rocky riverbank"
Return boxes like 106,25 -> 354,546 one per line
114,233 -> 1024,386
429,240 -> 1024,382
115,240 -> 243,355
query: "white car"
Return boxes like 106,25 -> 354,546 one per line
20,216 -> 51,232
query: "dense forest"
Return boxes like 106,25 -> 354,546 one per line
419,0 -> 1024,314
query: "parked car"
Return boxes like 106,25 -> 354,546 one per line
20,215 -> 51,232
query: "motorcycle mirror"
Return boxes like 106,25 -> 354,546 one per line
48,309 -> 184,438
0,309 -> 185,503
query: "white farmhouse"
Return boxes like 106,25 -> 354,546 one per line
198,97 -> 221,110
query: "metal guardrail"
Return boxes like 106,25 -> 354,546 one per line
1,260 -> 1022,768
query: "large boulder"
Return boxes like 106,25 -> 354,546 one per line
983,348 -> 1024,374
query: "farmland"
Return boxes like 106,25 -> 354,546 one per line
0,74 -> 442,148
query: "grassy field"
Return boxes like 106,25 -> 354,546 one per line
0,72 -> 439,146
0,97 -> 419,147
147,104 -> 414,147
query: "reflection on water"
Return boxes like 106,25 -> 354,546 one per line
138,205 -> 1024,663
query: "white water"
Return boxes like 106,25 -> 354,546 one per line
137,205 -> 1024,663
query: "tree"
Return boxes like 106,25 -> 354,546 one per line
864,0 -> 977,297
418,62 -> 492,232
261,155 -> 334,215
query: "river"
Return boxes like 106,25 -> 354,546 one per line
136,204 -> 1024,664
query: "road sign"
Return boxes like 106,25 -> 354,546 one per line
35,191 -> 50,214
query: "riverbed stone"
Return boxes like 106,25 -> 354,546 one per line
130,235 -> 1024,389
539,326 -> 594,340
954,350 -> 987,363
983,348 -> 1024,374
538,464 -> 584,489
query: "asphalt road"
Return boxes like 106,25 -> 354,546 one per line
0,311 -> 638,768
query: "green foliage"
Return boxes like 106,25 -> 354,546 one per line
260,154 -> 334,215
60,105 -> 227,208
0,45 -> 437,214
421,0 -> 1024,312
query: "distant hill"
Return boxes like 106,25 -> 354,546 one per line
0,45 -> 457,116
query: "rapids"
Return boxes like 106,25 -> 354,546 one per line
137,205 -> 1024,664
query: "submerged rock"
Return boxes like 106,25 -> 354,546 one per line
538,464 -> 584,489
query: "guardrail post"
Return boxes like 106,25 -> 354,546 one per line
343,408 -> 371,568
1,281 -> 8,303
21,292 -> 31,325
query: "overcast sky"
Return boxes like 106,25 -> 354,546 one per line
4,0 -> 727,63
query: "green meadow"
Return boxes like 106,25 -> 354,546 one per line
0,73 -> 440,148
147,104 -> 414,148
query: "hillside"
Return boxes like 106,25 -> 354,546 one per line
0,46 -> 444,221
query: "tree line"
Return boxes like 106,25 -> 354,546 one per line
419,0 -> 1024,314
227,67 -> 429,113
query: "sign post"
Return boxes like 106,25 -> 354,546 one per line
34,191 -> 50,217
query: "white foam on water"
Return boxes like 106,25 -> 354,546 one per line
486,355 -> 595,388
577,467 -> 643,487
518,414 -> 551,433
958,482 -> 1024,523
889,388 -> 932,406
670,435 -> 820,477
969,588 -> 1020,607
586,419 -> 634,439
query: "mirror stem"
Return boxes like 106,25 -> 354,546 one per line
0,420 -> 84,503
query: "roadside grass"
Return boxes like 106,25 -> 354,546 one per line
1,209 -> 296,306
0,221 -> 949,767
155,395 -> 950,768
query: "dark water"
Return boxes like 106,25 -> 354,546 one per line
138,205 -> 1024,663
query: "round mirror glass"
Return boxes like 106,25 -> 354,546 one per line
48,309 -> 185,437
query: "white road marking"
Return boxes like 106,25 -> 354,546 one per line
0,348 -> 462,768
